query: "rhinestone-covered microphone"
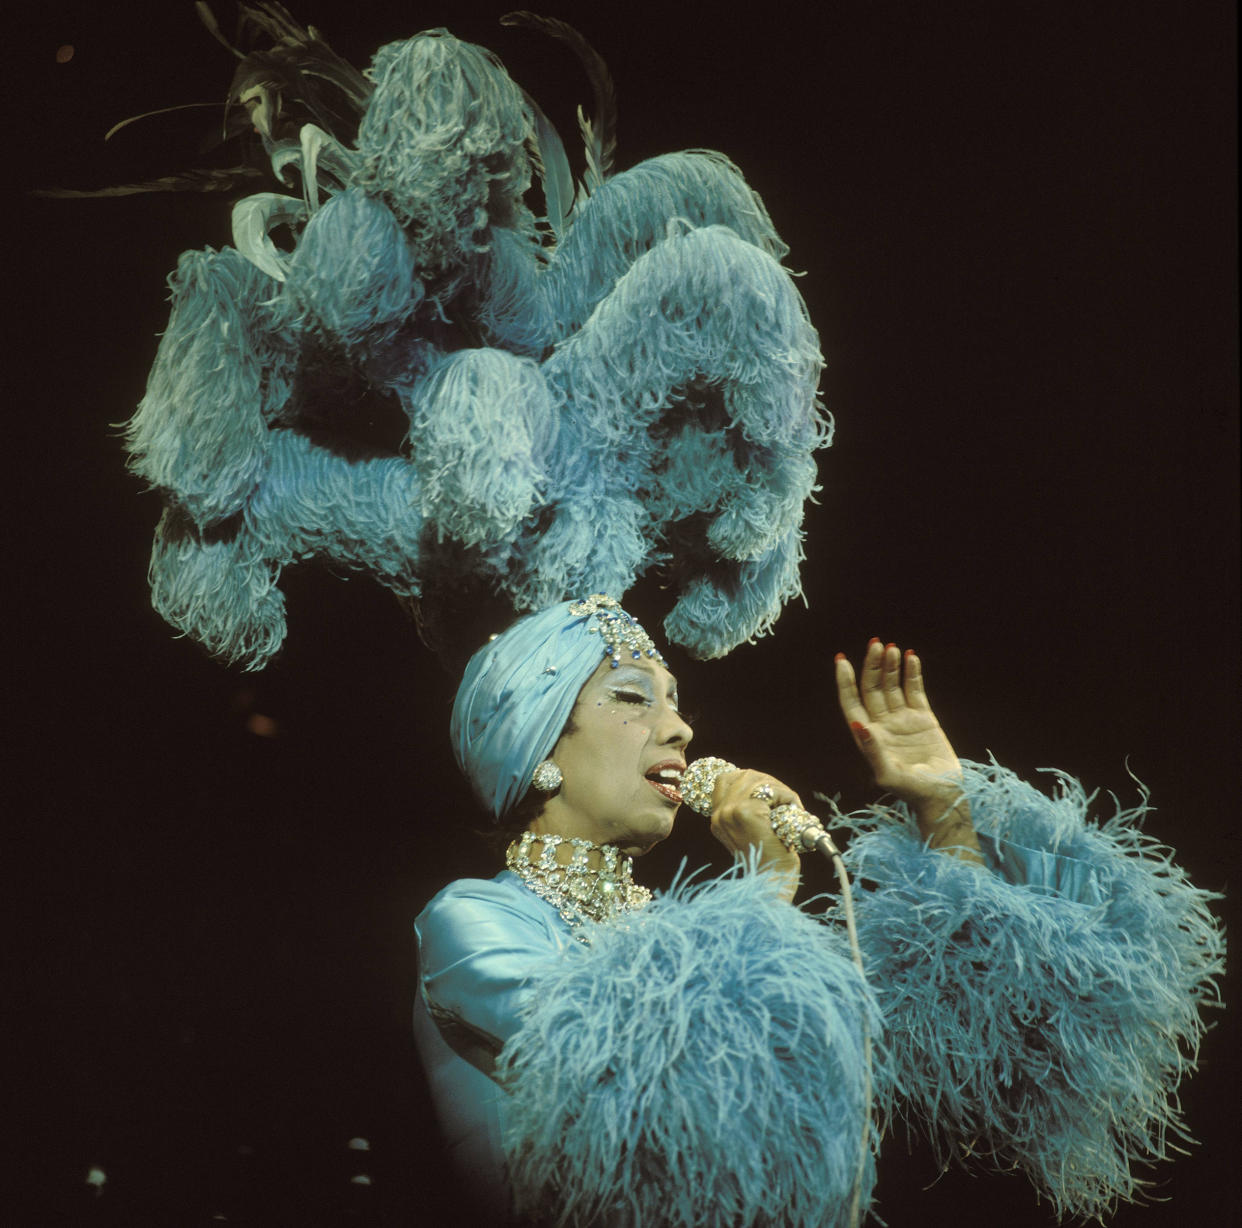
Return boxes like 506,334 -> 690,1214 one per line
679,758 -> 841,858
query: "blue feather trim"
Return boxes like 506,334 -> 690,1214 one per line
245,430 -> 424,591
353,32 -> 536,279
148,508 -> 286,669
664,528 -> 807,659
279,188 -> 422,348
497,866 -> 881,1228
835,760 -> 1225,1219
397,348 -> 556,547
544,151 -> 790,334
126,247 -> 286,527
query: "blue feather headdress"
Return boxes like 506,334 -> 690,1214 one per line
118,8 -> 829,669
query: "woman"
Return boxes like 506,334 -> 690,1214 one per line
95,14 -> 1223,1223
416,595 -> 1222,1227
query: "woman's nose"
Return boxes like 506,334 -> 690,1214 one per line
659,706 -> 693,747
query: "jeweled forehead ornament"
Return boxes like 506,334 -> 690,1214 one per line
568,594 -> 667,670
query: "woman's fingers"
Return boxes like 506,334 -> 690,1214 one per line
709,768 -> 803,857
881,642 -> 905,709
840,639 -> 925,747
835,653 -> 866,722
721,769 -> 800,813
903,649 -> 931,711
859,639 -> 914,716
859,638 -> 890,718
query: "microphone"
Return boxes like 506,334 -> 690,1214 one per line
680,758 -> 841,859
770,802 -> 842,860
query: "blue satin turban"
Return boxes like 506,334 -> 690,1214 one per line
451,597 -> 665,820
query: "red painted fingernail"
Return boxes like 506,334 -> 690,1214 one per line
886,642 -> 896,651
904,648 -> 915,658
867,637 -> 880,647
850,721 -> 872,742
834,652 -> 846,663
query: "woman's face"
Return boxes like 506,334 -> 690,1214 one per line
534,656 -> 693,856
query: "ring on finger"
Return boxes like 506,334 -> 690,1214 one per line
750,782 -> 776,804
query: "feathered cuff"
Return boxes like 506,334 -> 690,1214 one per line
837,759 -> 1225,1220
496,866 -> 882,1228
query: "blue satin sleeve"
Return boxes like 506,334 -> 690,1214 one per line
978,831 -> 1106,902
415,871 -> 571,1059
414,872 -> 573,1221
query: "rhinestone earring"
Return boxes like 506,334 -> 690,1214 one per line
531,760 -> 563,793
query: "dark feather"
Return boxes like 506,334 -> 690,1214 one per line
104,102 -> 224,143
33,167 -> 269,199
194,0 -> 243,58
232,2 -> 372,109
501,11 -> 618,192
42,3 -> 371,203
223,3 -> 372,145
517,88 -> 575,239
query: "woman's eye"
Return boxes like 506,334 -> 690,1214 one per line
613,690 -> 649,705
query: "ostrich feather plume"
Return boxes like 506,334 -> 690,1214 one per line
498,867 -> 882,1228
836,760 -> 1225,1220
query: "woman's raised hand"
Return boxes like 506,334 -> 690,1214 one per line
835,641 -> 982,861
835,641 -> 959,796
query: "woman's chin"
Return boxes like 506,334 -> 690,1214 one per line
621,816 -> 675,857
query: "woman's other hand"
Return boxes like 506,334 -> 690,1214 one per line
706,768 -> 803,900
836,641 -> 982,863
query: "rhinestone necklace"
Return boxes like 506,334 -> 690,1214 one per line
505,831 -> 652,930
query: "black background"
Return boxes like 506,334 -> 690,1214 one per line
10,2 -> 1238,1225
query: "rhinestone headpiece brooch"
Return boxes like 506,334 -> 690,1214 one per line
569,594 -> 666,670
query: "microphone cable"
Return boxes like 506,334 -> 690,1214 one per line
681,759 -> 873,1228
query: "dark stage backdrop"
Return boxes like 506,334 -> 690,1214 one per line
11,2 -> 1238,1225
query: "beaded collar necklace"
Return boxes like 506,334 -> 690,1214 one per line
505,831 -> 652,930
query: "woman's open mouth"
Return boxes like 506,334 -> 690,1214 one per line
644,765 -> 684,805
646,778 -> 683,804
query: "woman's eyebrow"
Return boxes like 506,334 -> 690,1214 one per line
608,661 -> 678,695
607,668 -> 655,687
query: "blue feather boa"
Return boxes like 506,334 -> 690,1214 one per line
836,760 -> 1225,1220
497,866 -> 881,1228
